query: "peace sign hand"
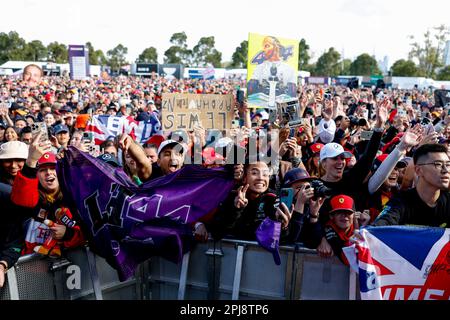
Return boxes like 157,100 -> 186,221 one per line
234,184 -> 249,209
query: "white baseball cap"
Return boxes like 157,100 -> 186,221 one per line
157,139 -> 187,157
0,141 -> 29,160
319,143 -> 352,162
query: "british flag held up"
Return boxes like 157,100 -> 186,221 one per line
346,226 -> 450,300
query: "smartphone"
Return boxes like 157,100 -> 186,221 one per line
83,132 -> 94,143
31,122 -> 49,143
289,128 -> 296,138
231,120 -> 240,129
263,193 -> 278,221
360,131 -> 374,141
88,145 -> 100,157
279,188 -> 294,209
237,88 -> 246,103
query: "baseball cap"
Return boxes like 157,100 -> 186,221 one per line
53,124 -> 69,134
310,143 -> 324,154
97,153 -> 120,167
146,134 -> 165,148
283,168 -> 314,187
0,141 -> 28,160
60,105 -> 73,113
319,143 -> 352,162
37,152 -> 57,167
157,139 -> 186,157
329,195 -> 355,214
371,154 -> 408,172
256,217 -> 281,265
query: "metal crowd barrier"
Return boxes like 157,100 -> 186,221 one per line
0,240 -> 358,300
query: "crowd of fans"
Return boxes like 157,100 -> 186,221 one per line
1,63 -> 450,288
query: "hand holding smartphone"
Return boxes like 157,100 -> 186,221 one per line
31,122 -> 49,143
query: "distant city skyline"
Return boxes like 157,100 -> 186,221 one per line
2,0 -> 449,66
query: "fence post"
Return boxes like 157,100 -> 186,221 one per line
85,246 -> 103,300
231,244 -> 245,300
205,240 -> 223,300
6,267 -> 19,300
177,252 -> 191,300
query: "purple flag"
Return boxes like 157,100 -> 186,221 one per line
58,147 -> 235,280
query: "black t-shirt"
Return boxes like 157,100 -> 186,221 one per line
372,188 -> 450,227
149,162 -> 164,180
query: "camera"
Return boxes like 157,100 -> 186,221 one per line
308,180 -> 333,200
324,93 -> 332,100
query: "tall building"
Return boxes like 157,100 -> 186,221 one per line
378,56 -> 390,75
444,40 -> 450,66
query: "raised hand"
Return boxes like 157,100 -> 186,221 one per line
375,99 -> 389,128
234,184 -> 249,209
398,124 -> 423,152
26,133 -> 53,168
275,202 -> 293,230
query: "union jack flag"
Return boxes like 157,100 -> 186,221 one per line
85,114 -> 161,145
346,226 -> 450,300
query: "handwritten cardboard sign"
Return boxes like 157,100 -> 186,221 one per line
161,93 -> 234,130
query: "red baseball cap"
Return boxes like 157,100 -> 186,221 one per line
146,134 -> 165,148
329,195 -> 355,214
310,143 -> 324,154
38,152 -> 57,167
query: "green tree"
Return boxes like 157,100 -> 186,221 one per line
298,38 -> 311,70
408,25 -> 450,78
437,65 -> 450,80
349,53 -> 381,76
47,41 -> 68,63
341,58 -> 352,75
164,32 -> 192,65
192,36 -> 222,67
390,59 -> 418,76
230,40 -> 248,68
137,47 -> 158,63
23,40 -> 47,61
313,47 -> 341,76
0,31 -> 27,64
107,44 -> 128,72
85,42 -> 107,65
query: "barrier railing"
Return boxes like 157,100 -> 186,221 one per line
0,239 -> 357,300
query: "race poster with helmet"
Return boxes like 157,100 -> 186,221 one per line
247,33 -> 299,109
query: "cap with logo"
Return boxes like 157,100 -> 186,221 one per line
97,153 -> 120,167
319,143 -> 352,162
38,152 -> 57,167
329,195 -> 355,214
